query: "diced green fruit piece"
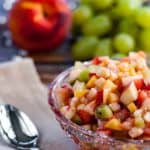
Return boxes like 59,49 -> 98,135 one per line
134,117 -> 145,128
95,105 -> 113,119
78,69 -> 90,82
105,118 -> 122,131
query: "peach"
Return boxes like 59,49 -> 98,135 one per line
8,0 -> 72,51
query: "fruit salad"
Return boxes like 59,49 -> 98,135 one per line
57,51 -> 150,139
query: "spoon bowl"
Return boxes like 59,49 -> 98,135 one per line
0,104 -> 39,149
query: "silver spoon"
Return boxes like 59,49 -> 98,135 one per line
0,104 -> 39,149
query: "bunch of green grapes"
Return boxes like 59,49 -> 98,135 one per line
71,0 -> 150,60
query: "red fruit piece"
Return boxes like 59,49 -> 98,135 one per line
136,90 -> 147,107
134,79 -> 144,90
57,84 -> 73,105
92,57 -> 101,65
114,109 -> 130,122
89,73 -> 97,78
144,84 -> 150,90
77,110 -> 92,124
144,127 -> 150,136
96,90 -> 103,106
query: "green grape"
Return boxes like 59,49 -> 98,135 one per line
73,5 -> 93,26
111,53 -> 126,59
83,15 -> 112,36
115,0 -> 142,17
80,0 -> 92,5
136,7 -> 150,28
113,33 -> 135,53
140,29 -> 150,52
118,19 -> 139,37
91,0 -> 114,10
72,36 -> 99,60
94,38 -> 112,56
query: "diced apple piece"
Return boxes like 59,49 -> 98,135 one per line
103,89 -> 109,104
120,82 -> 138,105
118,62 -> 130,72
86,88 -> 97,101
60,106 -> 75,119
121,75 -> 143,87
95,89 -> 109,105
142,68 -> 150,85
109,102 -> 121,112
70,97 -> 79,108
95,77 -> 106,90
103,80 -> 117,92
73,80 -> 85,91
144,112 -> 150,123
105,118 -> 122,131
56,85 -> 73,105
69,65 -> 83,83
133,109 -> 143,118
77,104 -> 85,111
96,67 -> 110,78
142,98 -> 150,110
109,71 -> 118,81
137,91 -> 147,107
121,118 -> 134,131
108,92 -> 119,103
128,127 -> 144,138
84,100 -> 97,115
134,78 -> 144,89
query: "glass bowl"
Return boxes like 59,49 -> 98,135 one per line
48,67 -> 150,150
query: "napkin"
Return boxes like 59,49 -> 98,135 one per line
0,57 -> 77,150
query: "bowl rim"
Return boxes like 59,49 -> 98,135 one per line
48,66 -> 150,146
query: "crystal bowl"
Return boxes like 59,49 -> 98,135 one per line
48,67 -> 150,150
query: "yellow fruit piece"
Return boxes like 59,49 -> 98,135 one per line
103,80 -> 117,91
127,102 -> 137,113
129,67 -> 136,76
74,89 -> 88,98
122,144 -> 138,150
86,76 -> 97,88
103,89 -> 109,104
105,118 -> 122,131
108,92 -> 119,103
